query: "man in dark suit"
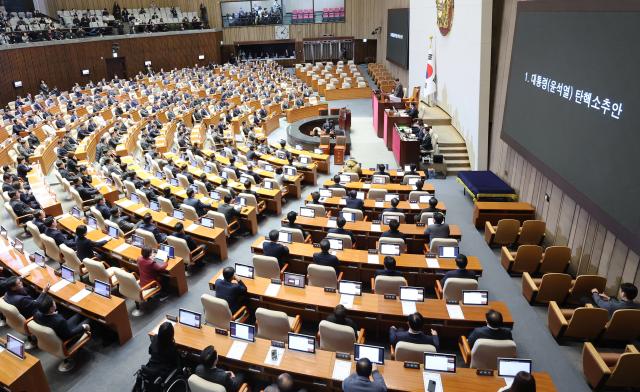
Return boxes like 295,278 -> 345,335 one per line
263,229 -> 290,268
345,190 -> 364,211
34,295 -> 90,344
44,217 -> 73,246
389,312 -> 439,350
329,174 -> 345,189
171,222 -> 197,251
195,346 -> 244,392
591,283 -> 639,317
31,210 -> 47,233
415,196 -> 442,222
467,310 -> 513,348
136,213 -> 167,244
312,239 -> 340,268
375,256 -> 403,277
4,277 -> 50,318
382,198 -> 401,213
325,304 -> 358,334
342,358 -> 387,392
374,164 -> 387,176
441,254 -> 477,284
380,219 -> 405,240
424,212 -> 450,241
76,176 -> 99,202
392,78 -> 404,99
282,211 -> 308,239
141,180 -> 158,202
405,102 -> 418,119
95,196 -> 111,219
217,195 -> 241,223
214,266 -> 247,313
8,190 -> 34,218
184,188 -> 209,217
73,225 -> 108,260
110,207 -> 136,234
328,216 -> 355,243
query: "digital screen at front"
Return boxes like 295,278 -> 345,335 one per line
501,3 -> 640,252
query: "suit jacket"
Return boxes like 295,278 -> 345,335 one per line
138,222 -> 166,243
592,294 -> 640,316
467,326 -> 513,348
34,311 -> 85,341
380,230 -> 405,240
313,252 -> 340,268
184,197 -> 207,217
194,365 -> 239,392
262,240 -> 289,267
441,268 -> 477,285
96,203 -> 111,219
424,223 -> 450,241
375,269 -> 403,277
215,278 -> 247,313
392,83 -> 404,98
390,328 -> 439,350
343,371 -> 387,392
5,289 -> 46,318
137,256 -> 167,287
33,218 -> 47,233
328,227 -> 355,243
345,198 -> 364,211
217,203 -> 240,223
172,231 -> 197,251
9,199 -> 33,217
382,207 -> 401,213
45,227 -> 70,246
284,222 -> 308,238
74,236 -> 108,260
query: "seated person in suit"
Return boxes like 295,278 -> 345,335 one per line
95,196 -> 111,219
141,180 -> 158,202
374,163 -> 387,176
198,173 -> 215,193
217,195 -> 241,223
137,246 -> 168,289
424,212 -> 449,241
467,310 -> 513,348
77,176 -> 100,202
375,256 -> 403,277
34,295 -> 90,345
110,207 -> 135,234
146,322 -> 181,380
415,196 -> 442,222
313,239 -> 340,268
195,345 -> 245,392
136,213 -> 167,243
405,102 -> 418,119
263,229 -> 290,268
73,224 -> 108,260
325,304 -> 358,334
342,358 -> 387,392
163,187 -> 181,209
218,178 -> 237,198
171,222 -> 197,251
31,209 -> 47,233
184,188 -> 209,217
16,156 -> 32,180
406,163 -> 420,176
215,266 -> 247,313
8,190 -> 34,219
4,276 -> 50,318
383,198 -> 401,213
330,174 -> 345,189
44,216 -> 73,246
328,216 -> 355,243
390,312 -> 439,350
591,282 -> 639,317
380,219 -> 405,240
282,211 -> 308,239
266,373 -> 303,392
345,190 -> 364,211
242,180 -> 258,197
441,254 -> 477,284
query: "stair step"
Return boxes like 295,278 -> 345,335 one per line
438,142 -> 467,148
439,146 -> 468,152
441,153 -> 469,159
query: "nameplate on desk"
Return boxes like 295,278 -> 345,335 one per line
271,340 -> 285,348
18,263 -> 39,276
367,254 -> 380,264
227,341 -> 248,360
186,223 -> 199,231
416,223 -> 425,227
134,207 -> 148,214
370,224 -> 381,232
425,258 -> 440,268
49,279 -> 71,293
336,352 -> 351,360
165,314 -> 178,322
113,243 -> 131,253
375,201 -> 384,208
265,283 -> 281,297
383,294 -> 396,300
313,243 -> 321,248
161,216 -> 173,224
119,200 -> 135,208
215,328 -> 228,336
324,287 -> 336,293
70,289 -> 92,303
446,304 -> 465,319
99,235 -> 112,242
404,361 -> 420,369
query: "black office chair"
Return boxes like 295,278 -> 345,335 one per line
132,365 -> 188,392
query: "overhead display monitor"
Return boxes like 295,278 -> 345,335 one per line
386,8 -> 410,69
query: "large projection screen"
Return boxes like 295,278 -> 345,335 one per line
501,0 -> 640,253
386,8 -> 410,69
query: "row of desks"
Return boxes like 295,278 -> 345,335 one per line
321,179 -> 435,200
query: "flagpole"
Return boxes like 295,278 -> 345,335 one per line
427,35 -> 434,107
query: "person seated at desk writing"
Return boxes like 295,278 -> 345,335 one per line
467,309 -> 512,348
591,282 -> 639,316
345,190 -> 364,211
380,219 -> 405,240
282,210 -> 308,238
263,229 -> 290,268
171,222 -> 197,251
215,266 -> 247,313
217,194 -> 241,224
342,358 -> 387,392
136,213 -> 167,244
4,276 -> 50,318
312,239 -> 340,268
383,197 -> 401,213
390,312 -> 439,350
375,256 -> 403,277
424,212 -> 449,241
184,188 -> 209,217
325,304 -> 358,334
328,216 -> 355,243
195,345 -> 245,392
73,224 -> 108,260
374,163 -> 387,176
34,295 -> 90,345
441,254 -> 477,284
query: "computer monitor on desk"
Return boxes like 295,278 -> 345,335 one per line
338,280 -> 362,296
354,344 -> 384,365
424,353 -> 456,373
230,322 -> 255,342
288,332 -> 315,353
178,309 -> 202,329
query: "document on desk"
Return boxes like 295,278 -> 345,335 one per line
375,201 -> 384,208
18,263 -> 39,276
161,216 -> 173,225
99,235 -> 112,243
114,243 -> 131,253
134,207 -> 148,214
339,294 -> 355,309
119,200 -> 135,208
70,289 -> 92,303
186,223 -> 199,231
265,283 -> 281,297
367,254 -> 380,264
370,224 -> 381,232
401,300 -> 417,315
49,279 -> 71,293
446,304 -> 465,319
227,341 -> 248,360
326,220 -> 337,228
362,183 -> 371,189
332,360 -> 352,381
422,372 -> 443,392
264,346 -> 285,366
425,257 -> 440,268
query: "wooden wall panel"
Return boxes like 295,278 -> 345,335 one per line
488,0 -> 638,294
0,31 -> 222,106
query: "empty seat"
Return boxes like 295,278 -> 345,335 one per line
435,278 -> 478,302
372,275 -> 407,296
201,294 -> 248,330
255,307 -> 301,342
318,320 -> 364,354
582,342 -> 640,390
538,246 -> 571,274
307,264 -> 341,289
522,272 -> 573,304
460,337 -> 517,369
500,245 -> 544,274
601,309 -> 640,342
484,219 -> 520,246
547,301 -> 609,341
566,275 -> 607,305
517,220 -> 546,245
253,255 -> 286,280
392,341 -> 436,362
